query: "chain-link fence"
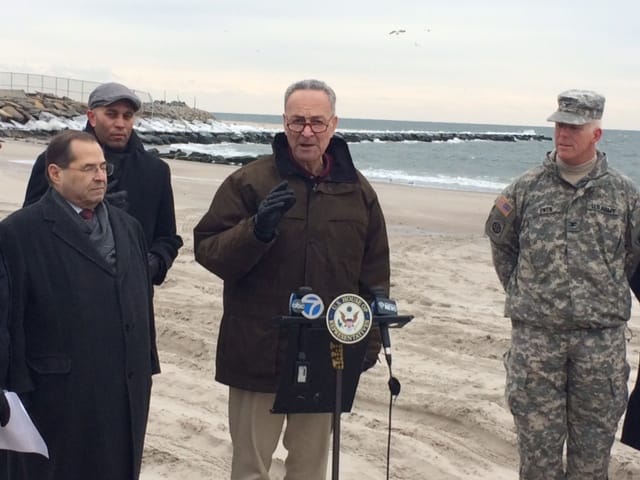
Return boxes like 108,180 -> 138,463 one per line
0,72 -> 154,114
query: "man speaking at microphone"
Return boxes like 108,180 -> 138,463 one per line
194,79 -> 390,480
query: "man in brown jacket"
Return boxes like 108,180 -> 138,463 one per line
194,79 -> 390,480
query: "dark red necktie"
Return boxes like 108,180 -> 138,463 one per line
79,209 -> 94,221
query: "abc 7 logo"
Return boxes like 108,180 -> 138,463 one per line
301,294 -> 324,319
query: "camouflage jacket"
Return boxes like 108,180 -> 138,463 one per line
486,150 -> 640,330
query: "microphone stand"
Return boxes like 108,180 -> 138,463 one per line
273,296 -> 412,480
329,313 -> 412,480
377,321 -> 403,480
330,342 -> 344,480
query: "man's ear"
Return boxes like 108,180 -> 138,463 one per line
87,109 -> 97,128
593,127 -> 603,143
47,163 -> 62,185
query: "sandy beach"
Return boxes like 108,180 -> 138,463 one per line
2,138 -> 640,479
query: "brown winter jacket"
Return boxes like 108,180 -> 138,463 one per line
194,133 -> 390,392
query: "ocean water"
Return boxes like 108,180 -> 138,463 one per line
213,112 -> 640,193
4,111 -> 638,194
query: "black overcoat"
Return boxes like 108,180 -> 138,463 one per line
0,250 -> 9,388
0,190 -> 160,479
622,270 -> 640,449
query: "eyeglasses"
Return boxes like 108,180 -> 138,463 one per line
64,163 -> 114,176
286,117 -> 334,133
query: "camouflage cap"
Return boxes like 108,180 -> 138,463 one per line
88,82 -> 141,111
547,89 -> 605,125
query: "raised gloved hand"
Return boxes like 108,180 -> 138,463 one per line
0,390 -> 10,427
254,180 -> 296,242
105,179 -> 129,211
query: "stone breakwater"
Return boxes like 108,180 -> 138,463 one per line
148,148 -> 260,167
142,127 -> 555,165
144,128 -> 552,167
0,90 -> 551,166
2,125 -> 552,167
135,129 -> 550,146
0,90 -> 215,124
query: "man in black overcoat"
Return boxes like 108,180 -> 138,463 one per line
622,271 -> 640,450
0,249 -> 10,427
0,130 -> 160,479
23,82 -> 182,285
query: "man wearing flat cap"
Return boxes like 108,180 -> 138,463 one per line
486,89 -> 640,479
23,82 -> 183,286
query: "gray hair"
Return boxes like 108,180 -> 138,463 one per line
284,79 -> 336,114
45,130 -> 99,182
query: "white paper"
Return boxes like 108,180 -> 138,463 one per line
0,391 -> 49,458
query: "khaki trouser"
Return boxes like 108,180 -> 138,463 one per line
228,387 -> 332,480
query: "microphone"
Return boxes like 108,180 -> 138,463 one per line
288,287 -> 325,385
370,288 -> 397,367
289,286 -> 311,315
289,286 -> 324,320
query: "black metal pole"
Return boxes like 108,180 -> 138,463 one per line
332,368 -> 343,480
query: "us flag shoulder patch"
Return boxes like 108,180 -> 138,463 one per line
495,195 -> 514,217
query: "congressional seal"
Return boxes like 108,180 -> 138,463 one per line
325,293 -> 372,344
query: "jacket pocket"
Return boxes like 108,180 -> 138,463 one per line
503,348 -> 530,416
27,355 -> 72,374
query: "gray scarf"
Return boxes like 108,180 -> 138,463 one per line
51,190 -> 117,271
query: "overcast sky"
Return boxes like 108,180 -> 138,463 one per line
3,1 -> 639,129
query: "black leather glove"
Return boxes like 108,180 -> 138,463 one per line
254,180 -> 296,242
147,253 -> 164,285
0,390 -> 10,427
105,179 -> 129,211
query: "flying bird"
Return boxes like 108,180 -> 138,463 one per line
388,29 -> 406,35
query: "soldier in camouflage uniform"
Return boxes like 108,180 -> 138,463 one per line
485,90 -> 640,480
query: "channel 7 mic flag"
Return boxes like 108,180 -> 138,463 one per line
301,293 -> 324,319
289,291 -> 324,319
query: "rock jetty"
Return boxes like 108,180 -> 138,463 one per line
134,129 -> 549,146
0,89 -> 215,124
0,90 -> 551,166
